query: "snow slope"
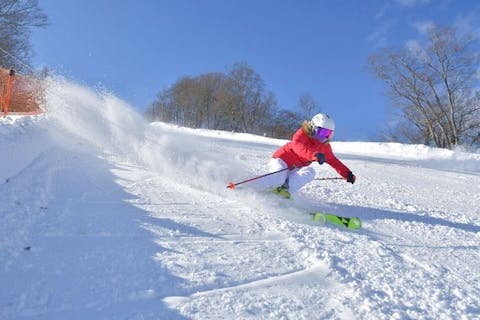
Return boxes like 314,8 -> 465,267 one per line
1,78 -> 479,320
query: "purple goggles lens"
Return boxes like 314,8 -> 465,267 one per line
315,127 -> 333,140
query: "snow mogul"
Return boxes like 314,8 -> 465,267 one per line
268,113 -> 356,199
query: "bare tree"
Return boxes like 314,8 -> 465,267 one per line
227,62 -> 276,133
370,25 -> 480,149
265,108 -> 302,139
196,73 -> 228,129
0,0 -> 48,71
145,89 -> 176,123
211,75 -> 236,131
297,93 -> 321,120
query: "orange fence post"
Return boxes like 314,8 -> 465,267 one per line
0,70 -> 4,115
3,69 -> 15,117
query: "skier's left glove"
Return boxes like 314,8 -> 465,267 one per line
315,153 -> 325,165
346,171 -> 356,184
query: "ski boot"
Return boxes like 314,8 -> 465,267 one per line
272,186 -> 291,199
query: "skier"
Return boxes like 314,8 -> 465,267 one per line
268,113 -> 355,198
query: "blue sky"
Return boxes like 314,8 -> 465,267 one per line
31,0 -> 480,141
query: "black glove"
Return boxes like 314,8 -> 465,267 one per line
346,171 -> 356,184
315,153 -> 325,165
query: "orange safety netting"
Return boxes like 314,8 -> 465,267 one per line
0,67 -> 44,117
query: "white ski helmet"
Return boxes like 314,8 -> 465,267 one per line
311,113 -> 335,131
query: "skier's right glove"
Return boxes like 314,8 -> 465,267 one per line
315,153 -> 325,165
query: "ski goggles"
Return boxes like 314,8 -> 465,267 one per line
314,127 -> 333,142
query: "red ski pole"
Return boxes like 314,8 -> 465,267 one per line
227,167 -> 290,189
227,161 -> 313,189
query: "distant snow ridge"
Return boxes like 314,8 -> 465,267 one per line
334,141 -> 480,174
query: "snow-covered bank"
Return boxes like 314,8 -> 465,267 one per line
334,141 -> 480,174
1,78 -> 479,319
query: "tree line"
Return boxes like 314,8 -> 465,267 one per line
145,62 -> 320,139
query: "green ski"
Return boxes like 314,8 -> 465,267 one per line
310,212 -> 362,230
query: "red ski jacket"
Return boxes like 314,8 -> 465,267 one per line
272,127 -> 351,178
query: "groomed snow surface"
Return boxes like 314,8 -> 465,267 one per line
1,78 -> 479,320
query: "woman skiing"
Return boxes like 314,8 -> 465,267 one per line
268,113 -> 355,198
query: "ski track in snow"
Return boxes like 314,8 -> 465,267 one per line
1,79 -> 479,319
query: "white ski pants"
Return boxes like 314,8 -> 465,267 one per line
264,158 -> 316,194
